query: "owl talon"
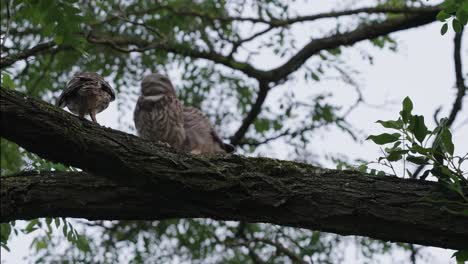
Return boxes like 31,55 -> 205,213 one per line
156,141 -> 172,148
190,149 -> 202,155
89,111 -> 99,123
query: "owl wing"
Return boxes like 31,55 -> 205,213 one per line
81,72 -> 116,101
56,73 -> 85,107
56,72 -> 115,107
183,107 -> 234,154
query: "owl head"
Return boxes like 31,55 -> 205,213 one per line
141,73 -> 176,96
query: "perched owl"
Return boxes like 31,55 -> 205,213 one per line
57,72 -> 115,123
133,73 -> 234,155
133,73 -> 186,150
183,107 -> 235,155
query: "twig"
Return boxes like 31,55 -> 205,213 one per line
1,0 -> 11,49
412,28 -> 466,179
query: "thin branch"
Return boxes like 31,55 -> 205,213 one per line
0,0 -> 12,49
229,25 -> 274,57
88,9 -> 439,84
86,33 -> 266,79
267,10 -> 439,83
0,41 -> 57,69
230,80 -> 270,146
412,28 -> 466,179
447,28 -> 466,126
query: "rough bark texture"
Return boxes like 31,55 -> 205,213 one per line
1,88 -> 467,250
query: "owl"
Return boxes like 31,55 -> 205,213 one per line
57,72 -> 115,123
183,107 -> 235,155
133,73 -> 234,155
133,73 -> 186,150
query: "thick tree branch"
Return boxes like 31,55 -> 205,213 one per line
87,10 -> 439,144
147,5 -> 440,26
1,88 -> 467,249
267,10 -> 439,83
89,9 -> 439,83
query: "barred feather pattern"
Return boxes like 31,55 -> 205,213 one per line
57,72 -> 115,118
183,107 -> 234,155
134,73 -> 185,150
134,73 -> 234,155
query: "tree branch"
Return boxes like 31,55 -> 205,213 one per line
1,88 -> 467,249
412,28 -> 466,179
267,10 -> 440,83
86,34 -> 268,79
148,5 -> 440,26
230,81 -> 270,145
0,41 -> 57,69
447,28 -> 466,126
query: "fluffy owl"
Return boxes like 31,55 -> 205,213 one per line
133,73 -> 234,155
183,107 -> 235,155
133,73 -> 186,150
57,72 -> 115,123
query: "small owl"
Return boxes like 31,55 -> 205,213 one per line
133,73 -> 234,155
133,73 -> 186,150
183,107 -> 235,155
57,72 -> 115,123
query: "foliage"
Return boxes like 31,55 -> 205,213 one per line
436,0 -> 468,35
366,97 -> 467,199
366,96 -> 468,262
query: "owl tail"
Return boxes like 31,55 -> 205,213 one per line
222,143 -> 235,153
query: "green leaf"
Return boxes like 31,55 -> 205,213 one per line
311,72 -> 320,81
24,219 -> 40,233
457,9 -> 468,25
441,128 -> 455,155
376,119 -> 403,130
402,96 -> 413,113
453,19 -> 462,33
453,250 -> 468,263
377,171 -> 386,176
411,115 -> 429,143
436,11 -> 451,22
400,97 -> 413,122
387,151 -> 402,161
0,223 -> 12,244
62,223 -> 68,237
410,144 -> 432,155
441,23 -> 449,35
35,238 -> 48,251
75,234 -> 91,252
1,73 -> 15,89
67,230 -> 74,242
357,164 -> 368,173
367,133 -> 400,145
407,155 -> 428,165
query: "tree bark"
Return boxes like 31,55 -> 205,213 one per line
1,88 -> 467,250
